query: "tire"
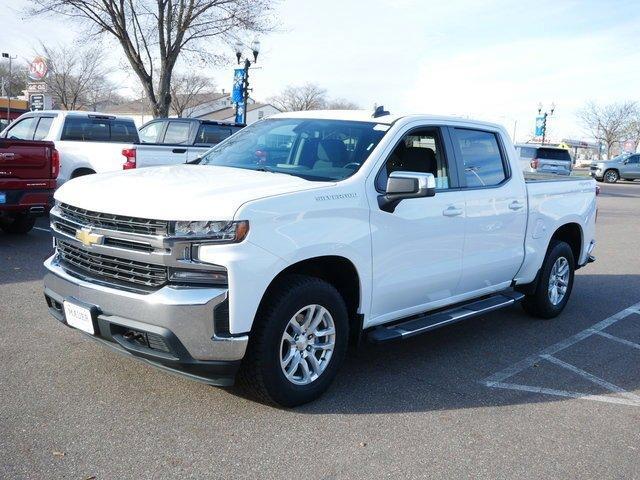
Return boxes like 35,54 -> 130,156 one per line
603,169 -> 619,183
237,274 -> 349,407
522,240 -> 575,319
0,214 -> 36,234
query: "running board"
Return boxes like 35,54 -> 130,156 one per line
367,291 -> 525,344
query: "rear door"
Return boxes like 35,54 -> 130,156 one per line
449,127 -> 527,295
189,123 -> 243,161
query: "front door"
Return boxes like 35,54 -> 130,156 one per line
621,154 -> 640,179
448,127 -> 527,295
368,125 -> 465,326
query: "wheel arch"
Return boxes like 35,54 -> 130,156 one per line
256,255 -> 362,342
71,167 -> 96,179
551,222 -> 583,266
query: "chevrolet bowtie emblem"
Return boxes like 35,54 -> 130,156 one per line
75,227 -> 104,247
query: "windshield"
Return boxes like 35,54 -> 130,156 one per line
198,118 -> 387,181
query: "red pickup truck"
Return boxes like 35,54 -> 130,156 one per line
0,138 -> 59,234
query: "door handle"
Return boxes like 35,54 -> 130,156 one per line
509,200 -> 524,211
0,152 -> 15,159
443,206 -> 463,217
172,148 -> 187,154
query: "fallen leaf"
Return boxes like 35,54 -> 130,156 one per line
52,451 -> 65,458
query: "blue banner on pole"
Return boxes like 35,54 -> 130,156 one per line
235,103 -> 245,124
232,68 -> 245,104
534,115 -> 545,137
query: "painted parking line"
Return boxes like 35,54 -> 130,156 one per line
480,301 -> 640,407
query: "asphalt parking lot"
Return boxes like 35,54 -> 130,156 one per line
1,181 -> 639,479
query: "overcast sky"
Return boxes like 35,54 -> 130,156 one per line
1,0 -> 639,141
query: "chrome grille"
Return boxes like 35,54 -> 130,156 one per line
59,203 -> 169,236
57,241 -> 167,289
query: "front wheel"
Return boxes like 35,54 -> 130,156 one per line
237,275 -> 349,407
522,240 -> 575,319
603,169 -> 619,183
0,214 -> 36,234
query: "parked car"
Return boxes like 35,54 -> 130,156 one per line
43,110 -> 596,406
134,118 -> 244,168
590,153 -> 640,183
0,110 -> 139,186
515,144 -> 573,175
0,137 -> 59,233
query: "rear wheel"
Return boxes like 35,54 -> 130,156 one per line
237,274 -> 349,407
603,169 -> 619,183
522,240 -> 575,319
0,214 -> 36,234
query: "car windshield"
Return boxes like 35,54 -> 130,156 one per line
198,118 -> 388,181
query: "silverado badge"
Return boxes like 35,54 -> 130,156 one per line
75,227 -> 104,247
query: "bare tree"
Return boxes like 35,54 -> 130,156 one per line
30,0 -> 275,118
170,73 -> 216,117
577,101 -> 637,158
0,63 -> 28,98
326,98 -> 359,110
268,83 -> 327,111
40,43 -> 115,110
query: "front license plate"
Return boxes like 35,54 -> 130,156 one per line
63,301 -> 95,335
0,193 -> 5,204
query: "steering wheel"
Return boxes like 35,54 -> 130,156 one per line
343,162 -> 361,170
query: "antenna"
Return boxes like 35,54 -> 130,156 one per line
372,105 -> 390,118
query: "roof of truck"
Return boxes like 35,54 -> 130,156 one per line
271,109 -> 503,130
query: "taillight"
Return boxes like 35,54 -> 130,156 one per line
530,158 -> 539,169
122,148 -> 136,170
50,148 -> 60,178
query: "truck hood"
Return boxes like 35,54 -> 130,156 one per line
54,165 -> 332,220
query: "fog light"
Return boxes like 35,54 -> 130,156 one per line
168,267 -> 228,285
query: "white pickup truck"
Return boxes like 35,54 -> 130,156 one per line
43,110 -> 597,407
1,111 -> 233,185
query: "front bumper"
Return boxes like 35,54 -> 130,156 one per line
43,255 -> 248,386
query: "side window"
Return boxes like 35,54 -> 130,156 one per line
376,128 -> 451,191
196,124 -> 232,145
33,117 -> 54,140
162,122 -> 190,144
5,117 -> 37,140
627,155 -> 639,164
452,128 -> 507,188
139,122 -> 162,143
61,117 -> 110,141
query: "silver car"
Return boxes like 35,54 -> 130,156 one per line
515,144 -> 573,175
590,153 -> 640,183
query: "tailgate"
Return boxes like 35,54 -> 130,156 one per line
0,138 -> 54,180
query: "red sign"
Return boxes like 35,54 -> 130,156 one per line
28,56 -> 48,81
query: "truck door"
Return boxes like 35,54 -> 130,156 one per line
368,124 -> 465,324
138,120 -> 190,167
448,127 -> 527,294
622,154 -> 640,179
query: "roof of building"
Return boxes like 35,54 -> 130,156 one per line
197,102 -> 277,120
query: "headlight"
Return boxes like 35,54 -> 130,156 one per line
171,220 -> 249,243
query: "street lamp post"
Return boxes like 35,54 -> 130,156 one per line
2,52 -> 17,125
233,39 -> 260,124
537,102 -> 555,144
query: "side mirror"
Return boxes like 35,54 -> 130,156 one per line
378,171 -> 436,213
